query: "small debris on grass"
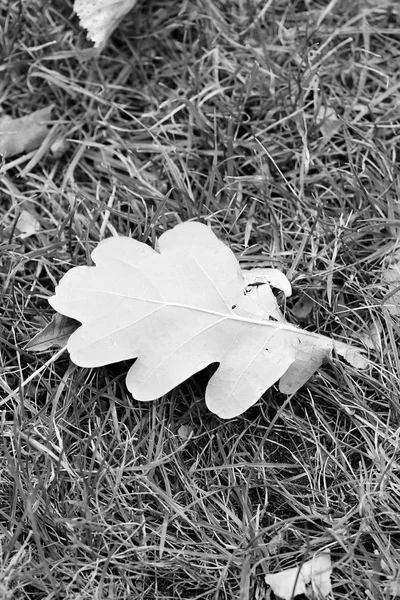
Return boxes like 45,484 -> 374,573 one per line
50,137 -> 69,159
315,105 -> 341,139
177,424 -> 193,440
0,105 -> 53,157
15,209 -> 40,238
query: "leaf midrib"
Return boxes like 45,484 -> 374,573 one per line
71,286 -> 322,342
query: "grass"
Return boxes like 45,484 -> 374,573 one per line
1,0 -> 400,598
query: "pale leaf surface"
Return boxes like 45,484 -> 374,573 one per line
0,105 -> 53,158
316,105 -> 341,138
74,0 -> 138,49
264,551 -> 332,599
381,249 -> 400,316
16,209 -> 40,239
49,222 -> 366,418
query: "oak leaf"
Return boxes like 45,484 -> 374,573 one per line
49,222 -> 366,418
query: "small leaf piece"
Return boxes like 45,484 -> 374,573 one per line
381,250 -> 400,316
264,551 -> 332,600
16,210 -> 40,239
74,0 -> 138,49
316,105 -> 341,139
177,425 -> 192,440
0,106 -> 53,157
49,222 -> 366,419
26,314 -> 81,352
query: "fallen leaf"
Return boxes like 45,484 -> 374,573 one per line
49,222 -> 366,419
264,552 -> 332,600
177,425 -> 192,440
74,0 -> 138,49
381,251 -> 400,316
0,105 -> 53,158
26,314 -> 81,352
16,209 -> 40,238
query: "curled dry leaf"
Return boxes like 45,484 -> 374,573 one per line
49,222 -> 367,419
264,551 -> 332,600
26,314 -> 81,352
0,105 -> 53,157
74,0 -> 138,49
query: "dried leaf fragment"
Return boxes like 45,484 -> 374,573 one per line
177,425 -> 192,440
49,222 -> 366,419
26,314 -> 81,352
316,105 -> 341,139
16,209 -> 40,238
0,105 -> 53,157
381,250 -> 400,316
264,551 -> 332,600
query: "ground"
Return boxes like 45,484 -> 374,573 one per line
1,0 -> 400,599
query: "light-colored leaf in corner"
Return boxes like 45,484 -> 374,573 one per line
0,105 -> 53,158
74,0 -> 138,49
264,551 -> 332,600
49,221 -> 367,419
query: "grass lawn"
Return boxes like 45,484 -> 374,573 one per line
1,0 -> 400,598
